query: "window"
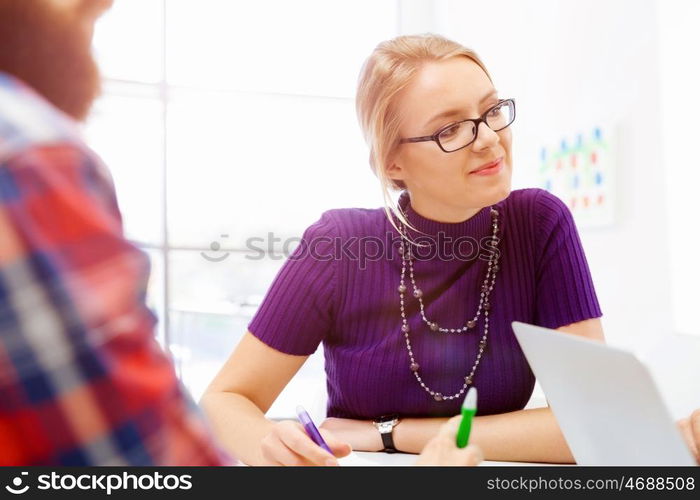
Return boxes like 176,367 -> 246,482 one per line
86,0 -> 398,417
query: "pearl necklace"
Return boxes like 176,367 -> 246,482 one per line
397,207 -> 501,402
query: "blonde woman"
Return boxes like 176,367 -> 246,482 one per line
201,33 -> 607,466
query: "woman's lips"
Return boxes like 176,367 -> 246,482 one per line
470,158 -> 503,176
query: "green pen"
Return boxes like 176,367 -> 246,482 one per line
456,387 -> 477,448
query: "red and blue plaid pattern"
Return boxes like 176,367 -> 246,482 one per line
0,72 -> 228,465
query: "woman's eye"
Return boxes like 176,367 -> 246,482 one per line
441,124 -> 460,137
488,106 -> 502,117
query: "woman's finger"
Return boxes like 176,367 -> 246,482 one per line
688,410 -> 700,463
677,418 -> 699,461
319,428 -> 352,457
439,416 -> 462,438
270,442 -> 317,466
260,434 -> 304,466
279,423 -> 339,465
459,444 -> 484,465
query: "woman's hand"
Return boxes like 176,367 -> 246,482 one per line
320,417 -> 384,451
259,420 -> 352,466
676,409 -> 700,464
415,416 -> 483,466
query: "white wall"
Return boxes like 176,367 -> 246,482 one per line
658,0 -> 700,339
651,0 -> 700,419
408,0 -> 673,355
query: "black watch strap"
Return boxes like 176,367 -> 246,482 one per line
380,431 -> 397,453
374,414 -> 400,453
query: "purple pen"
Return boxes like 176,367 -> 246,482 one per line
296,405 -> 333,454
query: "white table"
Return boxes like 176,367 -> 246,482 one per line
340,451 -> 560,466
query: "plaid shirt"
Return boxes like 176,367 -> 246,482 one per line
0,72 -> 229,465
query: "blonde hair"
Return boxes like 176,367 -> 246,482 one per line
355,33 -> 492,235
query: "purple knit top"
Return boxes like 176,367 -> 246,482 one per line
248,188 -> 602,419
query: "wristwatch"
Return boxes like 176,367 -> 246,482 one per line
373,414 -> 401,453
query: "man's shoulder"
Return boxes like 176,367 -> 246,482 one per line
0,72 -> 82,163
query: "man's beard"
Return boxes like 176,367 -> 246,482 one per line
0,0 -> 101,121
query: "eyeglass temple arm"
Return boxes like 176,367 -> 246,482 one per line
400,135 -> 435,144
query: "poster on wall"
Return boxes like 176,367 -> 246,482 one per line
537,126 -> 616,228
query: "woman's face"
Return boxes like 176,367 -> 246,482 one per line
389,56 -> 513,221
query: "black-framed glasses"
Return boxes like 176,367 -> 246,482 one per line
399,98 -> 516,153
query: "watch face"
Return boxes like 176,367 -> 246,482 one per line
377,421 -> 393,434
375,414 -> 399,432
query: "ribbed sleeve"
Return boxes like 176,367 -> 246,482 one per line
533,190 -> 602,329
247,211 -> 337,355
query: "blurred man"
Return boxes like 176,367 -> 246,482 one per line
0,0 -> 225,465
0,0 -> 482,466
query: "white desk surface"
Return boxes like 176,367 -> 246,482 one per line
340,451 -> 563,467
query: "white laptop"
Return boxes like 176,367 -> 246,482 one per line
511,321 -> 696,466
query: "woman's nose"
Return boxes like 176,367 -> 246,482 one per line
471,121 -> 500,152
